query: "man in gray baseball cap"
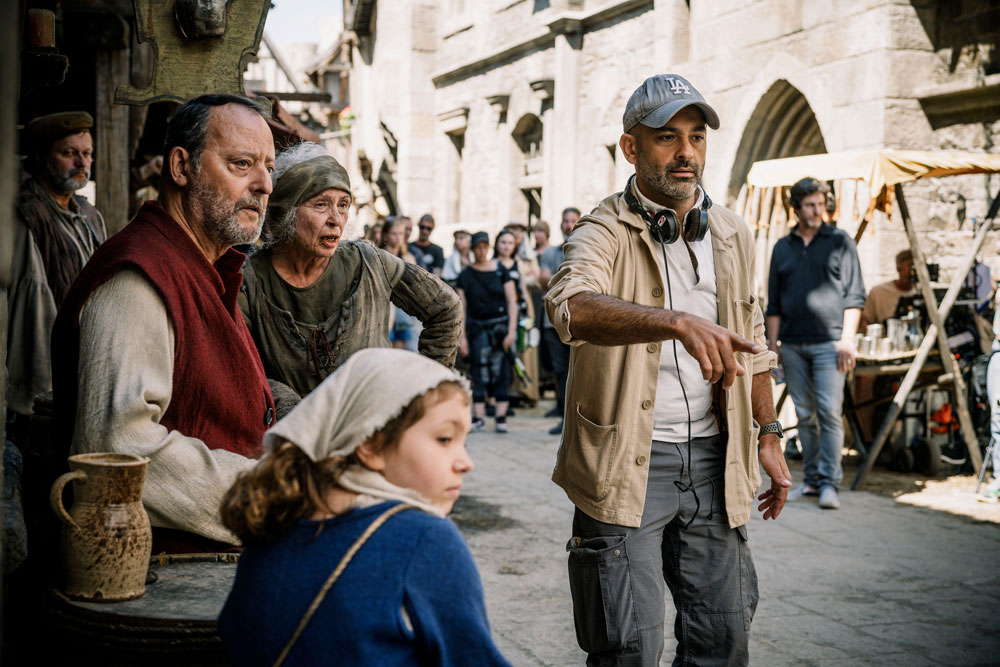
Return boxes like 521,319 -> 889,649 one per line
545,73 -> 788,666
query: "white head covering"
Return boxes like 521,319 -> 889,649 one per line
264,348 -> 469,516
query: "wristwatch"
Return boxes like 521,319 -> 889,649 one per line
758,421 -> 784,440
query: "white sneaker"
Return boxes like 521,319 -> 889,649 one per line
819,486 -> 841,510
788,484 -> 819,501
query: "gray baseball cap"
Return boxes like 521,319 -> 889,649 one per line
622,74 -> 720,133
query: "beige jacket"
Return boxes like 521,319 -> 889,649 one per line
544,192 -> 776,529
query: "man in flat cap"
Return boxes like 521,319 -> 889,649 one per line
545,74 -> 791,665
7,111 -> 106,433
52,94 -> 277,552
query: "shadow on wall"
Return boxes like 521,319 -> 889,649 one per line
910,0 -> 1000,75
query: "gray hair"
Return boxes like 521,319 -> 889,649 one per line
265,142 -> 329,248
273,141 -> 328,182
265,207 -> 300,249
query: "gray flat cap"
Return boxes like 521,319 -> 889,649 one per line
623,74 -> 720,133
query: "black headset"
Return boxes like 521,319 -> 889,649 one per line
623,174 -> 712,245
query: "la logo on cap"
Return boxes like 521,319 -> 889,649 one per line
667,78 -> 691,96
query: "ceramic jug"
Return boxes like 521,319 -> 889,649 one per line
50,452 -> 153,601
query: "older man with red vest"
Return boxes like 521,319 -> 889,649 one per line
53,94 -> 277,551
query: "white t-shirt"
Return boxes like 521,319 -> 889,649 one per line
633,184 -> 720,443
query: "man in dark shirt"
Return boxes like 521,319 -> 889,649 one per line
409,213 -> 445,275
765,177 -> 865,510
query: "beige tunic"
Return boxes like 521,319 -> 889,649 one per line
73,270 -> 254,545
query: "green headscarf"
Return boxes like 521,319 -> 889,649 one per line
266,154 -> 351,245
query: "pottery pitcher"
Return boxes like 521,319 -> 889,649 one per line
50,452 -> 153,601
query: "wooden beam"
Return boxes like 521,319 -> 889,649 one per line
95,46 -> 130,235
896,184 -> 983,474
851,187 -> 994,488
1,0 -> 21,599
251,91 -> 332,103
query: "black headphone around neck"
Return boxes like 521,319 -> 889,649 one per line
623,175 -> 712,245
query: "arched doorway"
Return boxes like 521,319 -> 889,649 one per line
727,80 -> 826,203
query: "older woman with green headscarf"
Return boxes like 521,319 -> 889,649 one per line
239,142 -> 462,398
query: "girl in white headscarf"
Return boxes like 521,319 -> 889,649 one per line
217,348 -> 510,667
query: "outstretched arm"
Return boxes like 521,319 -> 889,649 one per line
567,291 -> 762,390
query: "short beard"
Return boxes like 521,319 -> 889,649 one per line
634,137 -> 702,203
43,161 -> 89,195
797,213 -> 823,229
190,175 -> 264,247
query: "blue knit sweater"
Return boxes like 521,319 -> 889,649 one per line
218,502 -> 510,666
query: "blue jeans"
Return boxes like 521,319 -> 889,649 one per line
781,341 -> 845,490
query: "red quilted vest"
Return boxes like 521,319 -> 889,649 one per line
52,201 -> 274,458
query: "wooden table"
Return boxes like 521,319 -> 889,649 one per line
44,554 -> 238,665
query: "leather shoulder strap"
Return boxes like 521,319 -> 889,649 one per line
273,503 -> 417,667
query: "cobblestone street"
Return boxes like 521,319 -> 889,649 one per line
453,402 -> 1000,667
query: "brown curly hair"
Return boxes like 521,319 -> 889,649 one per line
220,381 -> 468,544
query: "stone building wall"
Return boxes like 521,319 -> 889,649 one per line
346,0 -> 999,289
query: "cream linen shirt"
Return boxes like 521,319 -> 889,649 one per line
73,269 -> 255,544
544,191 -> 776,529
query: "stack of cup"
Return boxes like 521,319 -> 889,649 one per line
886,318 -> 904,353
863,323 -> 885,357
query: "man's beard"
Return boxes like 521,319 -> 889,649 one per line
635,153 -> 703,203
798,213 -> 823,229
43,162 -> 89,195
190,177 -> 264,247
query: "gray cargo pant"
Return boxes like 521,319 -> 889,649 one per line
566,435 -> 758,666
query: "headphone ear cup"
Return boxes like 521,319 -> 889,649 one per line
683,207 -> 709,243
651,210 -> 680,244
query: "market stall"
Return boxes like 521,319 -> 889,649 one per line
741,149 -> 1000,488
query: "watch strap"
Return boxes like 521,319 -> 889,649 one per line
759,420 -> 783,438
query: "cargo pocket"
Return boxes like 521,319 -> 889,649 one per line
736,525 -> 759,632
565,405 -> 619,502
566,534 -> 638,654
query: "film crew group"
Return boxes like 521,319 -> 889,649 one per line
546,74 -> 791,666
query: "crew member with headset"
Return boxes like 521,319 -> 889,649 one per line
545,74 -> 790,666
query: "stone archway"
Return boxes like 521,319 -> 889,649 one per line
726,79 -> 827,203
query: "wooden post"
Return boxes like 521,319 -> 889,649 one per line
852,187 -> 995,487
0,0 -> 20,596
95,46 -> 131,235
896,184 -> 983,473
